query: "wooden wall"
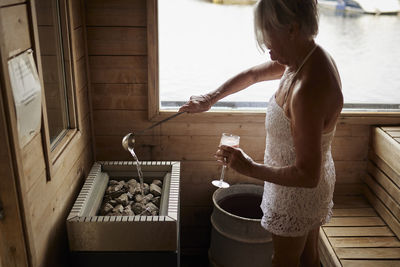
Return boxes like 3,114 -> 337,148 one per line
83,0 -> 394,257
0,0 -> 93,266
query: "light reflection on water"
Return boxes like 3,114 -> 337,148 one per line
159,0 -> 400,105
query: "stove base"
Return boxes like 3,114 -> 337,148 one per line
70,251 -> 179,267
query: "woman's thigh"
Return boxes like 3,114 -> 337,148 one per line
272,233 -> 308,267
300,226 -> 320,267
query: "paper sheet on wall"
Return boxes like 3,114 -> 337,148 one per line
8,50 -> 42,148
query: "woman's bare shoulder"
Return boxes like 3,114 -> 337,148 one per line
292,47 -> 343,120
300,46 -> 341,96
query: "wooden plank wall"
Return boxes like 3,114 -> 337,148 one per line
0,0 -> 93,266
85,0 -> 371,257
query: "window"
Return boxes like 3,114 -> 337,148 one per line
35,0 -> 76,148
156,0 -> 400,112
33,0 -> 78,180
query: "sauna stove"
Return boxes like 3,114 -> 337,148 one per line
66,161 -> 180,267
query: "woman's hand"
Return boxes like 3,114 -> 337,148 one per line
215,145 -> 255,177
178,94 -> 212,113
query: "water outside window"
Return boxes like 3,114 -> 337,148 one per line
159,0 -> 400,111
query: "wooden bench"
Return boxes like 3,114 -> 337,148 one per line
319,127 -> 400,266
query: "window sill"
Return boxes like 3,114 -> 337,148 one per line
51,128 -> 79,165
153,110 -> 400,125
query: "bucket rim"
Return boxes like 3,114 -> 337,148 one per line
212,183 -> 263,222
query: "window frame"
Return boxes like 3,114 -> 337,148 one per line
147,0 -> 400,125
31,0 -> 78,180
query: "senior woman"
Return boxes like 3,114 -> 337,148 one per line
179,0 -> 343,266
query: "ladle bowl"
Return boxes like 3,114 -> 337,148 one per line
122,132 -> 135,151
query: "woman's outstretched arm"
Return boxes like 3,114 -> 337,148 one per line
179,61 -> 285,113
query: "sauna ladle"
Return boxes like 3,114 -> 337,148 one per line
122,111 -> 185,151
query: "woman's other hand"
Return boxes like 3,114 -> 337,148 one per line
178,94 -> 212,113
215,145 -> 255,177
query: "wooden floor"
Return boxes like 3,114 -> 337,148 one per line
320,195 -> 400,267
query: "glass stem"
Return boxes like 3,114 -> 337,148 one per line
219,165 -> 226,186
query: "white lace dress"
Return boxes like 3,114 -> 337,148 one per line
260,95 -> 336,237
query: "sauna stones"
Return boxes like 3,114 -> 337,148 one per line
150,183 -> 162,197
100,179 -> 163,216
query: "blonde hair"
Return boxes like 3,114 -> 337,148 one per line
254,0 -> 319,51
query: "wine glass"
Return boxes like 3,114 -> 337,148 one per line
212,133 -> 240,188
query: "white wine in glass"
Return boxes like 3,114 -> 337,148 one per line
212,133 -> 240,188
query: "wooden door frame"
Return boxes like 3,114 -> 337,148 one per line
0,86 -> 29,266
0,1 -> 37,266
